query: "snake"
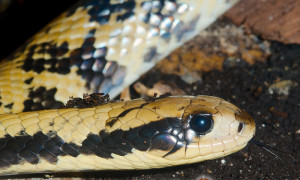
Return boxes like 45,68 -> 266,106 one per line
0,0 -> 256,176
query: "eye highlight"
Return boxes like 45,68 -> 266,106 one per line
189,114 -> 214,135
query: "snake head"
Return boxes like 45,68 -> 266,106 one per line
124,95 -> 256,166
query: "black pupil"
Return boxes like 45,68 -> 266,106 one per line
189,114 -> 213,135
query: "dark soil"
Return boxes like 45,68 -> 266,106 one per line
0,1 -> 299,179
131,42 -> 300,180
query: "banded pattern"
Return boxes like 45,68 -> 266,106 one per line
0,96 -> 255,175
0,0 -> 239,114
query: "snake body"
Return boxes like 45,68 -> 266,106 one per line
0,0 -> 238,114
0,0 -> 256,176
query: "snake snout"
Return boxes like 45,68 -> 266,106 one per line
233,109 -> 256,145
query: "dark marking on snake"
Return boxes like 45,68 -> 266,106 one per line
23,87 -> 63,112
175,16 -> 200,41
69,29 -> 109,92
66,0 -> 136,24
21,41 -> 70,74
18,130 -> 27,136
178,106 -> 185,111
117,107 -> 139,118
139,102 -> 149,108
1,0 -> 199,112
106,118 -> 119,128
24,77 -> 33,84
0,109 -> 212,169
144,47 -> 157,62
4,103 -> 13,109
88,0 -> 135,25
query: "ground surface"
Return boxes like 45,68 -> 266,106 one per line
0,1 -> 299,179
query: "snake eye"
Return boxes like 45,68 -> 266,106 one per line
189,114 -> 214,135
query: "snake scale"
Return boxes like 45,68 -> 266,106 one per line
0,0 -> 256,176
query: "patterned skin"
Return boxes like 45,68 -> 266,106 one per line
0,96 -> 255,175
0,0 -> 239,114
0,0 -> 254,176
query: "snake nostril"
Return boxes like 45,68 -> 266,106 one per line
238,122 -> 244,133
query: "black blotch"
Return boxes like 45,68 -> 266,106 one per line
0,149 -> 21,165
19,149 -> 39,164
80,135 -> 99,154
167,117 -> 181,128
139,102 -> 149,108
61,143 -> 79,157
116,1 -> 135,21
0,117 -> 187,169
68,29 -> 108,92
150,134 -> 177,151
82,37 -> 95,48
26,139 -> 43,154
20,41 -> 71,75
144,47 -> 157,62
117,107 -> 139,118
101,135 -> 126,156
31,103 -> 44,111
106,118 -> 118,127
163,140 -> 186,157
56,58 -> 70,74
138,125 -> 159,139
57,42 -> 69,56
22,58 -> 34,72
51,136 -> 65,146
80,134 -> 112,158
24,77 -> 33,84
33,132 -> 49,145
4,103 -> 13,109
149,119 -> 172,133
39,149 -> 58,164
122,128 -> 150,151
117,11 -> 134,21
6,136 -> 30,153
109,130 -> 132,154
23,87 -> 64,112
70,49 -> 82,64
86,0 -> 135,25
32,58 -> 46,73
81,59 -> 96,70
44,140 -> 63,156
46,58 -> 58,73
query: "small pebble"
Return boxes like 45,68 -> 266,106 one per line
221,159 -> 226,164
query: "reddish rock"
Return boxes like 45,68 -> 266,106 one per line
225,0 -> 300,44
